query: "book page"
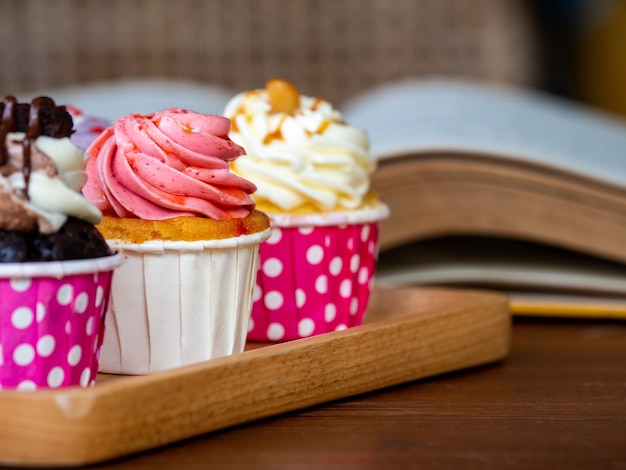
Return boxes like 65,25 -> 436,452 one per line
375,236 -> 626,297
341,79 -> 626,189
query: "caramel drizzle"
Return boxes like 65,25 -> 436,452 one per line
0,95 -> 55,196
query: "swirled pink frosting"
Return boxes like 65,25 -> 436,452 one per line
83,108 -> 257,220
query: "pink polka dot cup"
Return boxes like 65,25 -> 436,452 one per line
248,204 -> 388,342
0,253 -> 124,391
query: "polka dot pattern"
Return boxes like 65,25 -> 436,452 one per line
248,222 -> 380,341
0,270 -> 115,390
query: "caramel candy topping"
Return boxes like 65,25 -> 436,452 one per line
266,78 -> 300,114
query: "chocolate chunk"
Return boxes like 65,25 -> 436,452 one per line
0,99 -> 73,138
0,231 -> 29,262
29,217 -> 111,261
0,217 -> 111,262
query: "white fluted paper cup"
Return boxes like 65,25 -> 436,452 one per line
99,230 -> 270,375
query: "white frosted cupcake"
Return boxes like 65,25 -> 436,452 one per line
224,79 -> 388,342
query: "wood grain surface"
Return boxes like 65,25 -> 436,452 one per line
0,286 -> 510,467
91,315 -> 626,470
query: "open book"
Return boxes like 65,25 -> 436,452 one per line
21,78 -> 626,318
341,79 -> 626,318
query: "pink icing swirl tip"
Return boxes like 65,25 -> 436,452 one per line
83,108 -> 257,220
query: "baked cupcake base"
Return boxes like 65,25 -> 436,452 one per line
97,212 -> 270,375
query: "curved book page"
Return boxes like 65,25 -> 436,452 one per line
341,78 -> 626,190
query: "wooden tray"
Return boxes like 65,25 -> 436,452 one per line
0,286 -> 510,467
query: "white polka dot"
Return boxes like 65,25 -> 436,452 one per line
350,298 -> 359,315
65,321 -> 72,335
298,226 -> 314,235
80,367 -> 92,387
11,307 -> 34,330
95,285 -> 104,308
296,289 -> 306,308
267,323 -> 285,341
253,283 -> 262,302
340,279 -> 352,298
347,238 -> 354,250
264,291 -> 284,310
298,318 -> 315,337
350,254 -> 361,273
369,241 -> 376,255
74,292 -> 89,314
315,275 -> 328,294
36,303 -> 46,322
247,317 -> 255,332
306,245 -> 324,265
361,224 -> 371,242
68,345 -> 82,366
263,258 -> 283,278
325,303 -> 337,322
329,257 -> 343,276
0,344 -> 3,365
36,335 -> 55,357
358,267 -> 370,285
86,317 -> 95,335
14,344 -> 35,366
47,367 -> 64,388
17,380 -> 37,391
335,324 -> 348,331
57,284 -> 74,306
266,228 -> 283,245
324,235 -> 331,248
10,278 -> 31,292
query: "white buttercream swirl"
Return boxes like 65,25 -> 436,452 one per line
224,90 -> 376,212
0,133 -> 102,233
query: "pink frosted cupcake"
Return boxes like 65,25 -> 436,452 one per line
83,108 -> 270,374
224,79 -> 389,342
0,96 -> 122,390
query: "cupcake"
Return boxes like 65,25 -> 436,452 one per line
224,78 -> 389,342
66,104 -> 110,152
83,108 -> 270,375
0,96 -> 123,390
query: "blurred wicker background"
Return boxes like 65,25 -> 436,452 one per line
0,0 -> 541,104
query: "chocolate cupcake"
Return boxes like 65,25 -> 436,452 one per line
0,96 -> 123,390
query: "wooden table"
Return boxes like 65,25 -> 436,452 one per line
86,316 -> 626,469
